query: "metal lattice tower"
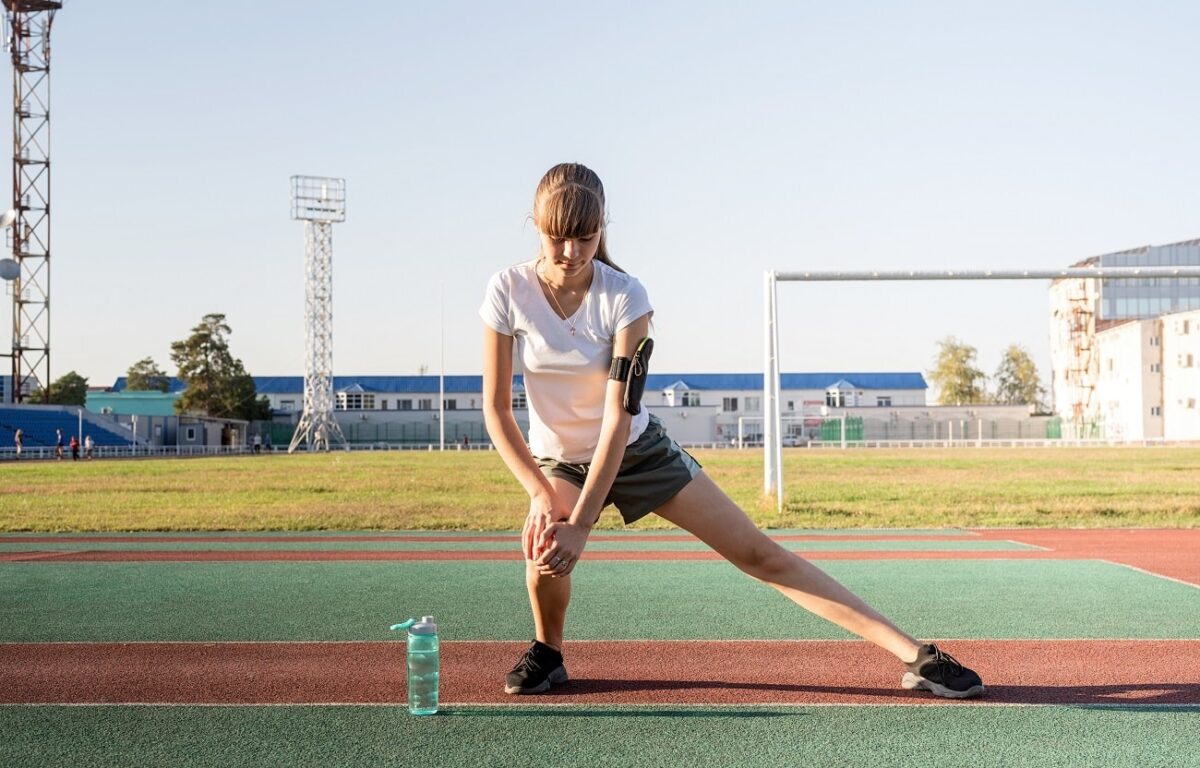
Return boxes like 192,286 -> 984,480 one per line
5,0 -> 60,404
288,176 -> 347,453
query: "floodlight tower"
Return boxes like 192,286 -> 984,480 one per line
4,0 -> 61,404
288,175 -> 348,453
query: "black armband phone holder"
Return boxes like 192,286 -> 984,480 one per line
621,337 -> 653,415
609,356 -> 631,381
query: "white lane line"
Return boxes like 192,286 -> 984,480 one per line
1101,560 -> 1200,591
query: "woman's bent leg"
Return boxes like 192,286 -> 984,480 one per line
525,477 -> 581,651
654,471 -> 921,663
526,560 -> 571,651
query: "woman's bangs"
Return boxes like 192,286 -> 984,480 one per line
539,185 -> 604,239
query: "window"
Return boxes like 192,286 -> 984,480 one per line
745,396 -> 761,413
512,393 -> 527,409
185,427 -> 196,441
1150,406 -> 1162,416
1189,399 -> 1198,410
786,400 -> 795,412
1151,363 -> 1162,373
825,391 -> 845,408
722,397 -> 738,412
444,399 -> 457,410
337,393 -> 375,410
876,396 -> 892,407
418,398 -> 433,410
399,399 -> 413,411
1150,336 -> 1161,347
280,399 -> 296,412
1179,354 -> 1195,368
381,400 -> 388,410
681,392 -> 701,406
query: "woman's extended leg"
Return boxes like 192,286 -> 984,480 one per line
653,471 -> 921,663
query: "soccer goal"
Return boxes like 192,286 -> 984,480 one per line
761,265 -> 1200,511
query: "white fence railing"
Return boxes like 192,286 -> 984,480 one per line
5,438 -> 1200,461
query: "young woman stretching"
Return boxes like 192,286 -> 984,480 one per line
479,162 -> 984,699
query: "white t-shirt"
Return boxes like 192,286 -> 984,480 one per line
479,259 -> 654,463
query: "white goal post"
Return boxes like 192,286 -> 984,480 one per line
762,266 -> 1200,511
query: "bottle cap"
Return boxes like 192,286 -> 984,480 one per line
410,616 -> 437,635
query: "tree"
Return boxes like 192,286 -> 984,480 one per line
928,337 -> 987,405
126,357 -> 171,392
32,371 -> 89,406
993,344 -> 1046,411
169,313 -> 271,421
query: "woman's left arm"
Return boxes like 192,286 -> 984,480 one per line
535,313 -> 652,576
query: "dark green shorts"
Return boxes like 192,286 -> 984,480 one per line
535,414 -> 703,525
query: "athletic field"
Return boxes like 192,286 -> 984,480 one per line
2,526 -> 1197,767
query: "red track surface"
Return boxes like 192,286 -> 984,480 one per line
0,534 -> 977,544
2,640 -> 1196,706
0,549 -> 1066,563
974,529 -> 1200,586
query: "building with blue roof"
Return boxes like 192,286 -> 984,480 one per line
106,371 -> 929,445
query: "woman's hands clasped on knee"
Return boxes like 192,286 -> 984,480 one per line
535,520 -> 589,578
522,491 -> 571,562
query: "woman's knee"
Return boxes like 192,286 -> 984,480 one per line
525,559 -> 567,589
733,538 -> 793,582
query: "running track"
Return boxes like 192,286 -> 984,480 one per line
1,528 -> 1197,707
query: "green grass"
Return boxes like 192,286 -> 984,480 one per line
1,447 -> 1199,531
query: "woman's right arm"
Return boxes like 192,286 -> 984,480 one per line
481,326 -> 566,557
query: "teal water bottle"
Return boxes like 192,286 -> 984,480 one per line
391,616 -> 439,715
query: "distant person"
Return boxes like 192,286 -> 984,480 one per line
13,428 -> 22,459
253,433 -> 262,454
481,163 -> 984,699
55,428 -> 63,460
263,432 -> 272,453
462,434 -> 470,448
69,434 -> 80,461
84,435 -> 94,460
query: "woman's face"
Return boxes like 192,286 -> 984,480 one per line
538,228 -> 602,281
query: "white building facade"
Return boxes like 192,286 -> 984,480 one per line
1162,309 -> 1200,440
1049,238 -> 1200,440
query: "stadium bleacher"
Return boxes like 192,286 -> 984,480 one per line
0,406 -> 133,448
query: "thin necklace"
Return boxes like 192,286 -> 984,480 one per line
538,261 -> 584,336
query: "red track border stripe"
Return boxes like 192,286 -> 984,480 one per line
0,533 -> 976,544
0,550 -> 1073,563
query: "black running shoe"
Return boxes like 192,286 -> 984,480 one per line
504,640 -> 568,695
901,644 -> 985,699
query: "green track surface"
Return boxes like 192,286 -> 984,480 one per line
3,560 -> 1195,642
2,705 -> 1196,768
0,538 -> 1032,552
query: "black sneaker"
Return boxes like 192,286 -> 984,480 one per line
504,640 -> 568,695
901,644 -> 985,699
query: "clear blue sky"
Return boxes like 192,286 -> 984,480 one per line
29,1 -> 1200,390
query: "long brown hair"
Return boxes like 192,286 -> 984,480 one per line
532,163 -> 624,273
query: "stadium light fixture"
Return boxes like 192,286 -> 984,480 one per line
0,209 -> 16,280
